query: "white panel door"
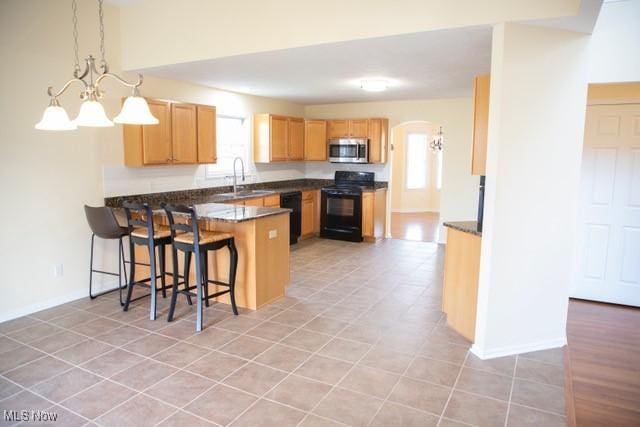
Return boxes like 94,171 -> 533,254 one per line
572,103 -> 640,306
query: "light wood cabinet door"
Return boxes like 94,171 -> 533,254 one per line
270,115 -> 288,161
304,120 -> 327,161
327,120 -> 349,138
367,118 -> 388,164
244,197 -> 264,207
142,100 -> 172,165
288,118 -> 305,161
171,103 -> 198,164
471,75 -> 490,175
301,197 -> 314,237
263,194 -> 280,208
362,192 -> 374,237
197,105 -> 216,164
349,119 -> 369,138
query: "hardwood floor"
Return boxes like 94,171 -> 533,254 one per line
566,299 -> 640,426
390,212 -> 441,242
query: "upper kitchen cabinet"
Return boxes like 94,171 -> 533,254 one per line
327,119 -> 349,138
253,114 -> 306,162
326,118 -> 388,163
171,103 -> 197,164
196,105 -> 216,164
368,118 -> 389,164
304,119 -> 327,161
288,117 -> 305,161
327,119 -> 368,138
123,98 -> 217,167
124,99 -> 172,165
349,119 -> 369,138
471,75 -> 490,175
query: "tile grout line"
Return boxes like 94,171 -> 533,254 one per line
437,351 -> 471,426
295,282 -> 419,427
365,316 -> 444,426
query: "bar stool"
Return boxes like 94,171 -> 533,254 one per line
122,201 -> 171,320
84,205 -> 129,305
162,203 -> 239,332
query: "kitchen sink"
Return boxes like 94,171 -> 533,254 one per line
218,190 -> 276,198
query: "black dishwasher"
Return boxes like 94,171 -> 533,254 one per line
280,191 -> 301,245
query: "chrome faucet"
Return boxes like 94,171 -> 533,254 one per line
232,156 -> 245,195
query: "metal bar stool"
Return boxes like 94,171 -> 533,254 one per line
122,201 -> 172,320
84,205 -> 129,305
162,203 -> 239,332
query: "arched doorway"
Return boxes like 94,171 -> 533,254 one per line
387,121 -> 443,242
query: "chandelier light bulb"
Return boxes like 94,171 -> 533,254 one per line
74,99 -> 114,127
35,99 -> 77,131
114,95 -> 159,125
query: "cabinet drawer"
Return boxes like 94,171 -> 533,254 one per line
301,190 -> 314,201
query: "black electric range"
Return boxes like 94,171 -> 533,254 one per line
320,171 -> 375,242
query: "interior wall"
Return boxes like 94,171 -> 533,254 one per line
0,0 -> 297,321
118,0 -> 581,70
305,99 -> 477,239
587,0 -> 640,83
473,22 -> 590,358
390,122 -> 441,213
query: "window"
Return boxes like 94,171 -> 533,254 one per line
406,133 -> 428,189
205,116 -> 249,177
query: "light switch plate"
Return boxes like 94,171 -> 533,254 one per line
268,229 -> 277,239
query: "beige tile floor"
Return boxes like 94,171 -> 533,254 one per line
0,238 -> 567,426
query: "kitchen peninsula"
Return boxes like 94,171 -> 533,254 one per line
111,200 -> 291,311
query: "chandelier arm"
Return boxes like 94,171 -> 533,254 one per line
95,72 -> 143,90
47,78 -> 88,98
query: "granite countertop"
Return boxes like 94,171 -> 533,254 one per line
443,221 -> 482,237
179,203 -> 290,223
104,178 -> 388,209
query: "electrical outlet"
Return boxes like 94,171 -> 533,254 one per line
268,229 -> 278,239
53,264 -> 64,278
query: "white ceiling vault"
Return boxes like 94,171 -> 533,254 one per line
137,26 -> 492,105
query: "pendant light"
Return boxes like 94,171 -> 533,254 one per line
35,0 -> 157,131
430,126 -> 444,151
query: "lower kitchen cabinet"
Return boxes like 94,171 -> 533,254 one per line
263,194 -> 280,208
301,190 -> 316,238
442,226 -> 481,342
362,189 -> 387,241
243,197 -> 264,207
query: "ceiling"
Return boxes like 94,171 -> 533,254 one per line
137,26 -> 492,105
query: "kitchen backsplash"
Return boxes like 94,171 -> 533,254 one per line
103,161 -> 389,197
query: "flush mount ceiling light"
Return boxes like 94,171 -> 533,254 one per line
360,79 -> 389,92
35,0 -> 158,131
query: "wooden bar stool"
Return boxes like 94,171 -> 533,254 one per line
122,201 -> 171,320
84,205 -> 129,305
162,203 -> 239,332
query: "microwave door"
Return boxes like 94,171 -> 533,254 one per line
330,144 -> 358,160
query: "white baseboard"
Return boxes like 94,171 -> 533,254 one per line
0,278 -> 122,323
391,208 -> 440,213
470,336 -> 567,360
0,289 -> 88,323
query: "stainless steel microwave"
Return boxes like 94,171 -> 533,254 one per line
328,138 -> 369,163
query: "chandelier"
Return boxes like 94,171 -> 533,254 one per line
430,126 -> 444,151
35,0 -> 158,131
